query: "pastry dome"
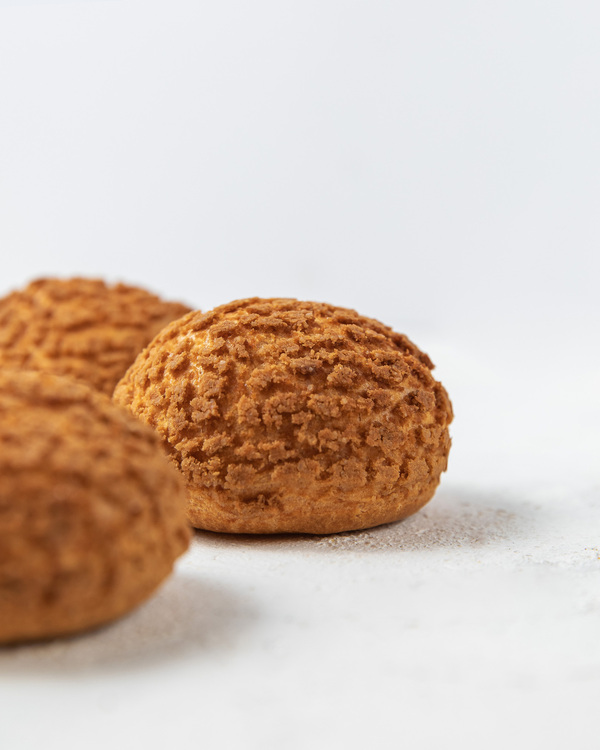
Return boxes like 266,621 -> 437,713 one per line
0,370 -> 190,644
114,298 -> 453,535
0,277 -> 191,394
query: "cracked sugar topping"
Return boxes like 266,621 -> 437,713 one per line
0,369 -> 190,644
115,298 -> 453,534
0,277 -> 192,394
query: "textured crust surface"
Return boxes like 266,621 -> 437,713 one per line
0,278 -> 192,394
114,298 -> 453,535
0,371 -> 190,645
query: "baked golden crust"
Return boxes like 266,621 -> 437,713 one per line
0,370 -> 190,645
0,277 -> 192,395
114,298 -> 453,535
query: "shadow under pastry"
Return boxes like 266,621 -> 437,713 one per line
0,572 -> 256,675
192,485 -> 524,555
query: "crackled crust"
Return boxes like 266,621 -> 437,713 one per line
114,298 -> 453,534
0,277 -> 192,394
0,370 -> 190,644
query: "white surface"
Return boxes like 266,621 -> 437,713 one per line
2,477 -> 600,749
0,1 -> 599,748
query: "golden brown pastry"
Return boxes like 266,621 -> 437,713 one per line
0,370 -> 190,645
114,298 -> 453,535
0,277 -> 192,395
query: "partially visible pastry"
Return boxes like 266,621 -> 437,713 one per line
0,277 -> 192,394
0,370 -> 190,644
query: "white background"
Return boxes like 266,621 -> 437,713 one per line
0,1 -> 599,748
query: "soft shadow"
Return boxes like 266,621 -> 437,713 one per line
316,486 -> 524,554
193,485 -> 525,555
0,572 -> 255,676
